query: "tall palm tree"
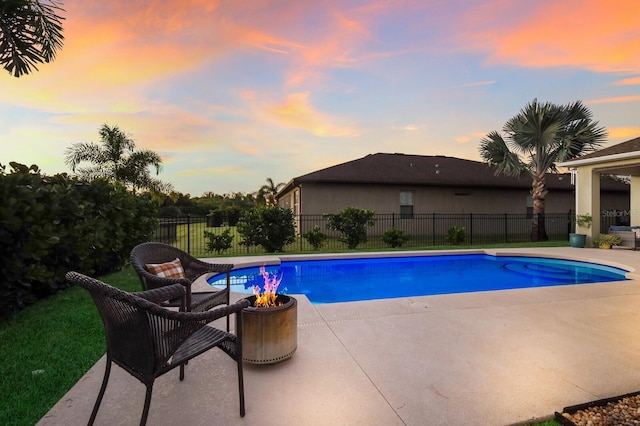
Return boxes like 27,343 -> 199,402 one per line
65,123 -> 172,195
479,99 -> 607,241
0,0 -> 64,77
260,177 -> 284,206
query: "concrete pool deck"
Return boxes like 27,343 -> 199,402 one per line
38,247 -> 640,425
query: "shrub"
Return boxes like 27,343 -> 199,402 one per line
0,162 -> 158,316
225,207 -> 242,226
203,229 -> 234,254
237,206 -> 295,252
206,209 -> 225,227
303,226 -> 327,250
382,227 -> 410,248
325,207 -> 376,249
446,225 -> 466,245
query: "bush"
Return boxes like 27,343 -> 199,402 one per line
325,207 -> 376,249
303,225 -> 327,250
0,162 -> 158,316
225,207 -> 242,226
446,225 -> 466,245
206,209 -> 225,227
382,227 -> 410,248
237,206 -> 295,252
203,229 -> 234,254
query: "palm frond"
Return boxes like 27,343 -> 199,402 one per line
479,131 -> 526,177
0,0 -> 65,77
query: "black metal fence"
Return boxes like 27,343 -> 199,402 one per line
150,212 -> 613,257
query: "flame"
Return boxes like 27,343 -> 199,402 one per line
253,265 -> 283,307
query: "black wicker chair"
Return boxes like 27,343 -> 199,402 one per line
66,271 -> 250,426
130,242 -> 234,328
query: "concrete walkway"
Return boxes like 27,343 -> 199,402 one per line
38,248 -> 640,425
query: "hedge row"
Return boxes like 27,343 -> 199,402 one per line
0,163 -> 158,316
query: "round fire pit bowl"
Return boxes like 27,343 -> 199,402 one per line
241,294 -> 297,364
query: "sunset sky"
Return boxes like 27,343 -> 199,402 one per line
1,0 -> 639,196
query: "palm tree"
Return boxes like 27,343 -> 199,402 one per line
0,0 -> 64,77
260,177 -> 284,206
65,123 -> 172,195
479,99 -> 607,241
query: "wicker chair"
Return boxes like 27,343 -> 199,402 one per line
130,242 -> 233,328
66,271 -> 250,426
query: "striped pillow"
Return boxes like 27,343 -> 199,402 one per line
145,258 -> 186,279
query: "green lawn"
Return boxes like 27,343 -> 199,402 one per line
0,243 -> 570,425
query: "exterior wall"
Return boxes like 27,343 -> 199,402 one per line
284,182 -> 577,215
575,157 -> 640,241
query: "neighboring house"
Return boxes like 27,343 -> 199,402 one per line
277,153 -> 629,218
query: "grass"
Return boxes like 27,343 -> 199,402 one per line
0,242 -> 570,425
0,267 -> 141,426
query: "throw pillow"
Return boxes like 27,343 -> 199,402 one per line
634,229 -> 640,239
145,258 -> 186,279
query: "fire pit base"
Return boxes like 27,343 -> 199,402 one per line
241,295 -> 297,364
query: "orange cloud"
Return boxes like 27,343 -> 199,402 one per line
615,76 -> 640,86
269,92 -> 357,136
586,95 -> 640,105
460,0 -> 640,74
608,127 -> 640,140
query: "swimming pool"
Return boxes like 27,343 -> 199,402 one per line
206,254 -> 629,304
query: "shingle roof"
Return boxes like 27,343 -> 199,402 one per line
279,153 -> 628,196
572,136 -> 640,161
282,153 -> 570,191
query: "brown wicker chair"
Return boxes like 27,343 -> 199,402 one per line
130,242 -> 233,328
66,271 -> 250,426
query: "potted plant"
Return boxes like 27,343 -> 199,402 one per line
592,233 -> 622,249
570,213 -> 592,248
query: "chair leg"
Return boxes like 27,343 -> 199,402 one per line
88,355 -> 112,426
140,382 -> 154,426
236,311 -> 245,417
237,357 -> 245,417
179,363 -> 185,381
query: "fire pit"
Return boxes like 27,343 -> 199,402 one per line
241,266 -> 297,364
242,294 -> 297,364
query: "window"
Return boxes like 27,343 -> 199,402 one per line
526,195 -> 533,218
400,191 -> 414,219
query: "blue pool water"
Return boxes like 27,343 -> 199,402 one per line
206,254 -> 629,304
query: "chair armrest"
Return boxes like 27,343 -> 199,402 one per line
185,258 -> 234,278
140,269 -> 193,290
134,284 -> 185,305
157,298 -> 251,324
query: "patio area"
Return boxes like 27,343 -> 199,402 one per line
38,247 -> 640,426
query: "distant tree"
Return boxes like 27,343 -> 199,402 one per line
260,177 -> 284,206
479,99 -> 607,241
0,0 -> 65,77
65,123 -> 173,195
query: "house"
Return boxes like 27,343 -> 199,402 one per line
559,136 -> 640,244
277,153 -> 629,219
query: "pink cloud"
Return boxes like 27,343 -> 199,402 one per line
459,0 -> 640,74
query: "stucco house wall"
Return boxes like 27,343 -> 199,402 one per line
279,182 -> 578,215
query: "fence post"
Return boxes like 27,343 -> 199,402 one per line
469,213 -> 473,245
432,213 -> 436,246
187,214 -> 191,254
300,214 -> 303,252
504,213 -> 508,243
